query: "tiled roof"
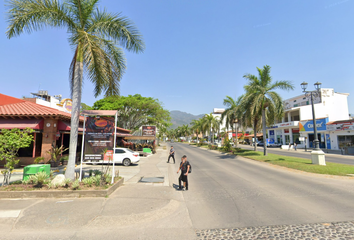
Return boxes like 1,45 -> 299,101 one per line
0,93 -> 83,121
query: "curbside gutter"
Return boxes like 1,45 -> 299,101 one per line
0,178 -> 124,199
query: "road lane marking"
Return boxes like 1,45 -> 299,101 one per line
0,210 -> 21,218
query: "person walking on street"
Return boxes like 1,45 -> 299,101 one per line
167,146 -> 175,163
294,142 -> 297,151
288,142 -> 291,151
177,155 -> 190,191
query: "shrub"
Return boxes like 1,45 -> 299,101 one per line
93,175 -> 101,186
223,138 -> 232,152
93,170 -> 102,176
34,172 -> 49,186
82,177 -> 94,187
72,180 -> 80,190
47,182 -> 55,189
63,178 -> 72,188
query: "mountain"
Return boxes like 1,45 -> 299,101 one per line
169,110 -> 205,129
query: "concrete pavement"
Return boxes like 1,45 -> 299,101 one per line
0,143 -> 197,240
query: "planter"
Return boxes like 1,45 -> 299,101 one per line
50,161 -> 59,168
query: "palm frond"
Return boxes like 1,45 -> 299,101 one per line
6,0 -> 76,38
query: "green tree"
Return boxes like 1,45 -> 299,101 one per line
203,113 -> 218,144
191,119 -> 202,143
221,96 -> 241,146
0,128 -> 34,186
93,95 -> 171,132
7,0 -> 144,180
243,65 -> 294,155
81,103 -> 93,112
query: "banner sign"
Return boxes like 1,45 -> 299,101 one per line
84,116 -> 115,162
142,126 -> 156,136
269,130 -> 274,136
327,121 -> 354,131
299,118 -> 328,132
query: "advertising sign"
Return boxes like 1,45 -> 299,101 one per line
57,98 -> 73,113
269,130 -> 274,136
142,126 -> 156,136
84,116 -> 115,162
299,118 -> 328,132
327,121 -> 354,131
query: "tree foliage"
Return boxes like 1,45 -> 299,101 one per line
0,128 -> 34,186
93,94 -> 171,131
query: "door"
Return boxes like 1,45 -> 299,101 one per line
114,149 -> 126,163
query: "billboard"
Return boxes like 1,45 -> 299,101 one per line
84,116 -> 115,162
299,118 -> 328,132
142,126 -> 156,136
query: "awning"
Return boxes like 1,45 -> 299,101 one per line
0,119 -> 43,130
58,120 -> 84,132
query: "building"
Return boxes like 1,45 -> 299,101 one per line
0,93 -> 132,166
266,88 -> 351,150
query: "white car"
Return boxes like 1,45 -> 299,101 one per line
113,148 -> 140,166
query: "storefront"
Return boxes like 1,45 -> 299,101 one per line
267,121 -> 299,146
327,120 -> 354,154
299,117 -> 328,149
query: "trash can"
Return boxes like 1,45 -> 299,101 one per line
23,164 -> 50,181
143,148 -> 152,153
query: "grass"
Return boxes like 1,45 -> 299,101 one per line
233,149 -> 354,176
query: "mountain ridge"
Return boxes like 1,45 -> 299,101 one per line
169,110 -> 205,129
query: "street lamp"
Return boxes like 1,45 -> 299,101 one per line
300,81 -> 326,165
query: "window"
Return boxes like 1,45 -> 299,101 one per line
294,104 -> 299,107
115,149 -> 125,154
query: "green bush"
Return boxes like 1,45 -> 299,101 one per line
82,177 -> 94,187
208,145 -> 218,150
72,180 -> 80,190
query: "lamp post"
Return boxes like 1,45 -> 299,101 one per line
300,81 -> 326,165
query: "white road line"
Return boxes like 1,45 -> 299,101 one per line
0,210 -> 21,218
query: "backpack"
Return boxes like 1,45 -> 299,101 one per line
187,161 -> 192,173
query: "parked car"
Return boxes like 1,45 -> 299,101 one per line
113,147 -> 140,166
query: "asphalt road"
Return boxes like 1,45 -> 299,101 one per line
171,143 -> 354,230
239,144 -> 354,165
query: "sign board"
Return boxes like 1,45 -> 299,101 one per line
299,118 -> 328,132
142,126 -> 156,136
57,98 -> 72,113
299,137 -> 305,141
84,116 -> 115,162
327,121 -> 354,131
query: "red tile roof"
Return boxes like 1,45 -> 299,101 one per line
0,93 -> 83,121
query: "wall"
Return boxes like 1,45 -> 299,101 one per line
42,118 -> 59,161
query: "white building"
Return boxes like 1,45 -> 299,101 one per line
267,88 -> 350,150
24,91 -> 72,113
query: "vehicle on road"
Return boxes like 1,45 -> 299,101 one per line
113,147 -> 140,166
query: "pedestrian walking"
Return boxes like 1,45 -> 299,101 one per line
294,142 -> 297,151
177,155 -> 190,191
167,146 -> 175,163
288,142 -> 291,151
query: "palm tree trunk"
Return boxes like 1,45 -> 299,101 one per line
253,119 -> 257,151
235,124 -> 239,148
66,61 -> 83,180
262,109 -> 267,156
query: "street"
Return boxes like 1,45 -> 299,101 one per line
1,142 -> 354,239
172,143 -> 354,230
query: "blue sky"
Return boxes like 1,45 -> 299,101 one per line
1,0 -> 353,116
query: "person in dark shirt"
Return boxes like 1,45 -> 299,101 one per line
167,146 -> 175,163
177,155 -> 190,191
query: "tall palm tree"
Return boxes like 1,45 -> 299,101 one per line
190,119 -> 201,143
221,95 -> 244,147
243,65 -> 294,155
6,0 -> 144,179
203,113 -> 218,144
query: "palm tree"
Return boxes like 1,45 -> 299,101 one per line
6,0 -> 144,180
243,65 -> 294,155
190,119 -> 201,143
203,113 -> 218,144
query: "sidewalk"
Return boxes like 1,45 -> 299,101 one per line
0,143 -> 196,240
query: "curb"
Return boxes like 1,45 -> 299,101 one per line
0,178 -> 124,199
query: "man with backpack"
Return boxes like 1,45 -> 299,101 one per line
177,155 -> 191,191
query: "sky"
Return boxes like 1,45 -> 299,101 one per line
1,0 -> 354,116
